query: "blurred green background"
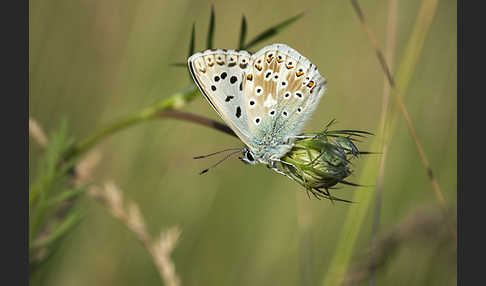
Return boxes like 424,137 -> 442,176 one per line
29,0 -> 456,285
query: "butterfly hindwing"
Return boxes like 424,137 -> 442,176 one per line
242,44 -> 326,147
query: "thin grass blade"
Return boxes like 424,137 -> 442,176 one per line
243,11 -> 305,50
188,22 -> 196,57
206,6 -> 215,49
321,1 -> 440,286
238,15 -> 247,50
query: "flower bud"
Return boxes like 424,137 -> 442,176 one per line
279,128 -> 369,201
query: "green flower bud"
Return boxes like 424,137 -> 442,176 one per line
278,127 -> 370,201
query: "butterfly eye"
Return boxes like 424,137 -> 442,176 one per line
246,151 -> 254,162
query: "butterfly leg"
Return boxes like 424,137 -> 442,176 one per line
272,157 -> 297,169
271,166 -> 288,176
266,156 -> 290,177
269,156 -> 301,178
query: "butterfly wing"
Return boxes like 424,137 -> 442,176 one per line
188,49 -> 255,146
188,44 -> 326,162
242,43 -> 327,155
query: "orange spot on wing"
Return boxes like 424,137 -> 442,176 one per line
307,81 -> 315,88
296,71 -> 304,77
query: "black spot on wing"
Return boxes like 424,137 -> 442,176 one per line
236,106 -> 242,118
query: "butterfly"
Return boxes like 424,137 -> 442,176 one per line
188,43 -> 327,174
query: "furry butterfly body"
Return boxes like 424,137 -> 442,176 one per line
188,43 -> 326,172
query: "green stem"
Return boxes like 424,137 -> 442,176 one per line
67,86 -> 198,160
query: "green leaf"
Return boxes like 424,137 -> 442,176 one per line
243,11 -> 305,50
32,210 -> 83,249
30,119 -> 74,209
206,5 -> 215,49
29,119 -> 78,249
238,15 -> 247,50
43,186 -> 88,208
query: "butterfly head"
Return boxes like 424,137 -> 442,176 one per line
239,148 -> 257,165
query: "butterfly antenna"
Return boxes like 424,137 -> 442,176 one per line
194,148 -> 242,159
199,150 -> 242,175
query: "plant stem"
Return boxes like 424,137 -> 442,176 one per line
66,86 -> 239,162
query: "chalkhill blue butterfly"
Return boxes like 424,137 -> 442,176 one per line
188,43 -> 326,175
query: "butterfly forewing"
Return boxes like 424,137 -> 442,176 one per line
188,50 -> 254,144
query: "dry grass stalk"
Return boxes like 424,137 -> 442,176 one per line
150,227 -> 182,286
74,150 -> 102,187
29,117 -> 48,147
29,117 -> 182,285
89,182 -> 181,286
350,0 -> 446,207
370,1 -> 398,284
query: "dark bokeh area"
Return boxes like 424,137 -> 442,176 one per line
29,0 -> 456,285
